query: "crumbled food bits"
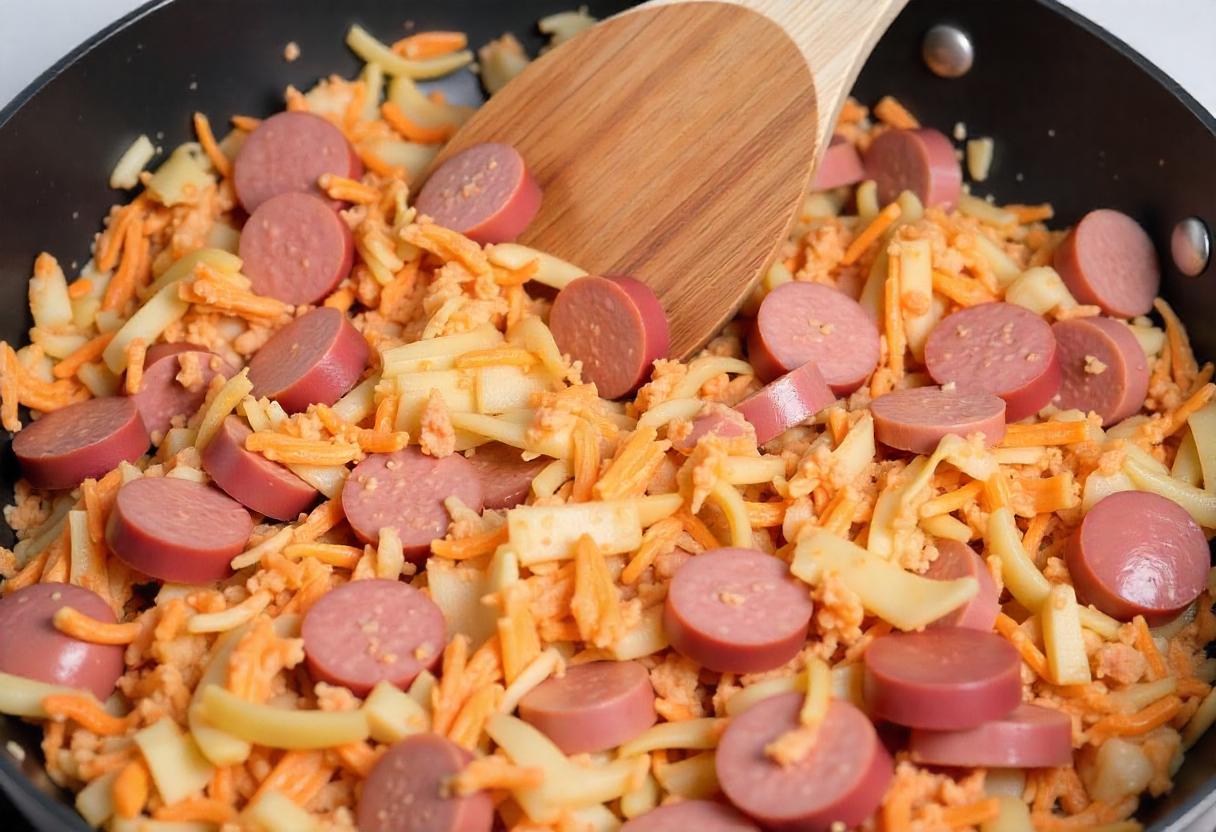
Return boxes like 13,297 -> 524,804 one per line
284,41 -> 301,62
1084,354 -> 1108,375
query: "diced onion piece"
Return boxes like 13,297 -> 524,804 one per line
146,143 -> 215,207
965,137 -> 994,182
0,671 -> 90,718
346,24 -> 474,79
74,769 -> 119,827
198,685 -> 369,749
1041,584 -> 1092,685
607,604 -> 669,661
508,501 -> 642,565
792,529 -> 978,631
538,9 -> 597,48
831,412 -> 876,486
427,559 -> 497,649
1186,402 -> 1216,493
984,769 -> 1027,798
654,751 -> 718,799
366,139 -> 438,186
981,795 -> 1034,832
332,372 -> 380,423
898,238 -> 935,360
449,411 -> 569,459
476,365 -> 551,414
1085,737 -> 1153,804
618,718 -> 718,757
133,718 -> 215,805
1172,429 -> 1204,487
972,231 -> 1021,285
920,512 -> 972,542
28,256 -> 73,330
29,330 -> 83,361
725,675 -> 801,716
1005,266 -> 1077,316
1076,605 -> 1122,641
988,507 -> 1051,611
487,244 -> 587,290
287,464 -> 347,499
671,356 -> 753,399
110,134 -> 156,189
386,76 -> 473,130
958,194 -> 1017,229
708,480 -> 753,548
245,789 -> 321,832
531,459 -> 571,499
194,369 -> 253,451
1183,687 -> 1216,749
721,456 -> 786,485
1081,469 -> 1135,513
855,180 -> 880,220
77,361 -> 121,398
479,34 -> 530,95
364,681 -> 429,744
1129,323 -> 1166,358
396,370 -> 477,433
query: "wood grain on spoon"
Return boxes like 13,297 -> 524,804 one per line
435,0 -> 906,358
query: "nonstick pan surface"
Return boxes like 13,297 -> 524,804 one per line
0,0 -> 1213,828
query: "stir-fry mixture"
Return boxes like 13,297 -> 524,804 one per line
1,12 -> 1215,832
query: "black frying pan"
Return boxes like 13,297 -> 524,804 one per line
1,0 -> 1213,828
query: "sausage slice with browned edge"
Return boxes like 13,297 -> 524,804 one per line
1066,490 -> 1209,625
233,111 -> 362,214
812,136 -> 867,191
924,302 -> 1061,421
342,447 -> 484,558
734,361 -> 837,445
621,801 -> 760,832
924,540 -> 1000,631
247,307 -> 368,413
1051,317 -> 1149,426
549,275 -> 670,399
200,416 -> 317,521
870,386 -> 1006,454
664,547 -> 813,673
863,628 -> 1021,730
749,281 -> 880,393
0,584 -> 124,701
717,693 -> 893,831
463,442 -> 549,510
909,703 -> 1073,768
129,342 -> 234,438
862,127 -> 962,209
302,579 -> 445,695
415,142 -> 541,244
1054,209 -> 1160,318
518,660 -> 657,754
357,733 -> 492,832
107,477 -> 253,583
238,192 -> 354,305
12,396 -> 149,490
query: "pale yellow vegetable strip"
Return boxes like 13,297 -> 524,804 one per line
198,685 -> 369,749
188,626 -> 254,766
381,325 -> 502,375
636,397 -> 703,431
449,411 -> 569,459
1041,584 -> 1092,685
244,790 -> 320,832
671,356 -> 753,399
654,751 -> 718,799
1172,429 -> 1204,487
194,369 -> 253,451
1109,678 -> 1178,715
618,718 -> 719,757
722,456 -> 786,485
1078,605 -> 1122,640
636,493 -> 684,527
800,656 -> 832,726
499,648 -> 563,715
1183,686 -> 1216,749
620,773 -> 659,819
987,507 -> 1051,611
0,671 -> 91,718
186,591 -> 271,634
508,501 -> 642,565
920,512 -> 973,542
488,243 -> 587,290
531,459 -> 571,499
1125,453 -> 1216,527
346,24 -> 474,79
707,480 -> 753,548
1187,402 -> 1216,492
898,238 -> 935,360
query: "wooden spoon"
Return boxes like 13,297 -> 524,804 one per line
436,0 -> 907,358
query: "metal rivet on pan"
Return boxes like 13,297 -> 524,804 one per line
922,24 -> 974,79
1172,217 -> 1211,277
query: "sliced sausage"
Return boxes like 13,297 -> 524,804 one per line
247,307 -> 368,413
671,410 -> 753,455
302,579 -> 445,695
862,127 -> 961,209
1053,209 -> 1160,318
863,628 -> 1021,730
924,302 -> 1061,421
130,342 -> 234,438
463,442 -> 548,510
870,386 -> 1006,454
1051,317 -> 1149,426
664,547 -> 813,673
416,142 -> 541,244
734,361 -> 837,445
909,703 -> 1073,768
233,111 -> 362,214
813,136 -> 867,191
622,801 -> 760,832
342,447 -> 484,559
549,275 -> 670,399
238,192 -> 354,305
12,396 -> 149,490
0,584 -> 124,701
106,476 -> 252,583
200,415 -> 317,521
717,693 -> 892,831
518,660 -> 656,754
357,733 -> 492,832
924,540 -> 1000,631
1066,490 -> 1208,625
749,281 -> 880,393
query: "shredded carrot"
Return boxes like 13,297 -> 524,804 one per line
982,472 -> 1011,512
52,606 -> 140,644
931,270 -> 997,306
293,499 -> 345,543
883,256 -> 905,381
283,542 -> 364,570
940,797 -> 1002,828
323,286 -> 356,312
356,144 -> 407,179
841,202 -> 901,266
192,111 -> 232,178
230,114 -> 261,131
391,30 -> 468,59
111,759 -> 149,819
52,331 -> 116,379
245,431 -> 362,466
919,480 -> 984,518
1001,420 -> 1089,448
100,217 -> 145,311
251,750 -> 326,805
1013,473 -> 1078,514
744,500 -> 786,528
594,425 -> 668,501
153,797 -> 237,824
1006,203 -> 1055,224
570,419 -> 600,503
181,270 -> 289,320
42,694 -> 133,736
1164,382 -> 1215,438
1021,513 -> 1051,562
123,338 -> 147,395
1155,298 -> 1198,387
334,741 -> 379,777
284,84 -> 309,112
319,173 -> 379,204
995,613 -> 1049,678
1089,695 -> 1183,742
451,755 -> 543,795
95,197 -> 146,273
676,507 -> 719,551
1133,615 -> 1168,681
827,408 -> 849,446
454,346 -> 537,370
621,517 -> 682,585
380,101 -> 455,144
873,96 -> 919,129
431,525 -> 509,560
67,278 -> 93,300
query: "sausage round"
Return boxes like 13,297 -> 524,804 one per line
749,281 -> 880,393
924,302 -> 1061,421
863,628 -> 1021,730
200,415 -> 317,521
870,386 -> 1006,454
549,275 -> 670,400
518,660 -> 657,754
716,693 -> 892,831
342,447 -> 485,559
1051,317 -> 1149,426
909,703 -> 1073,768
233,111 -> 362,214
415,142 -> 541,244
924,540 -> 1000,631
862,127 -> 962,209
247,307 -> 368,413
813,136 -> 867,191
664,547 -> 813,673
0,584 -> 124,701
239,192 -> 354,305
734,361 -> 837,445
106,476 -> 253,583
671,410 -> 753,455
302,579 -> 445,696
357,733 -> 492,832
621,801 -> 760,832
1066,490 -> 1209,625
12,396 -> 150,490
129,343 -> 234,438
463,442 -> 548,510
1053,209 -> 1160,318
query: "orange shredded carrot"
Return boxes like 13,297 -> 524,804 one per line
391,30 -> 468,59
192,112 -> 232,178
101,217 -> 145,311
181,271 -> 289,320
677,507 -> 719,551
995,613 -> 1049,678
1021,512 -> 1051,562
1133,615 -> 1168,681
111,759 -> 149,819
153,797 -> 237,824
230,114 -> 261,131
95,197 -> 146,273
1007,203 -> 1055,224
374,394 -> 398,434
941,797 -> 1002,827
982,472 -> 1011,512
251,750 -> 326,804
1155,298 -> 1198,387
323,286 -> 356,312
431,525 -> 509,560
1089,695 -> 1183,742
284,84 -> 309,112
319,173 -> 379,205
52,331 -> 116,379
1164,382 -> 1215,438
841,202 -> 901,266
451,755 -> 543,795
4,547 -> 50,593
67,278 -> 93,300
827,408 -> 849,446
744,500 -> 786,528
621,517 -> 682,585
207,766 -> 235,804
335,741 -> 379,777
570,419 -> 600,503
1001,420 -> 1089,448
42,694 -> 133,736
931,270 -> 998,306
245,431 -> 361,466
293,499 -> 344,543
919,480 -> 984,518
380,100 -> 454,144
873,96 -> 919,129
283,542 -> 363,570
52,606 -> 140,645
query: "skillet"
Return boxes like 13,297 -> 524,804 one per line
0,0 -> 1213,828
